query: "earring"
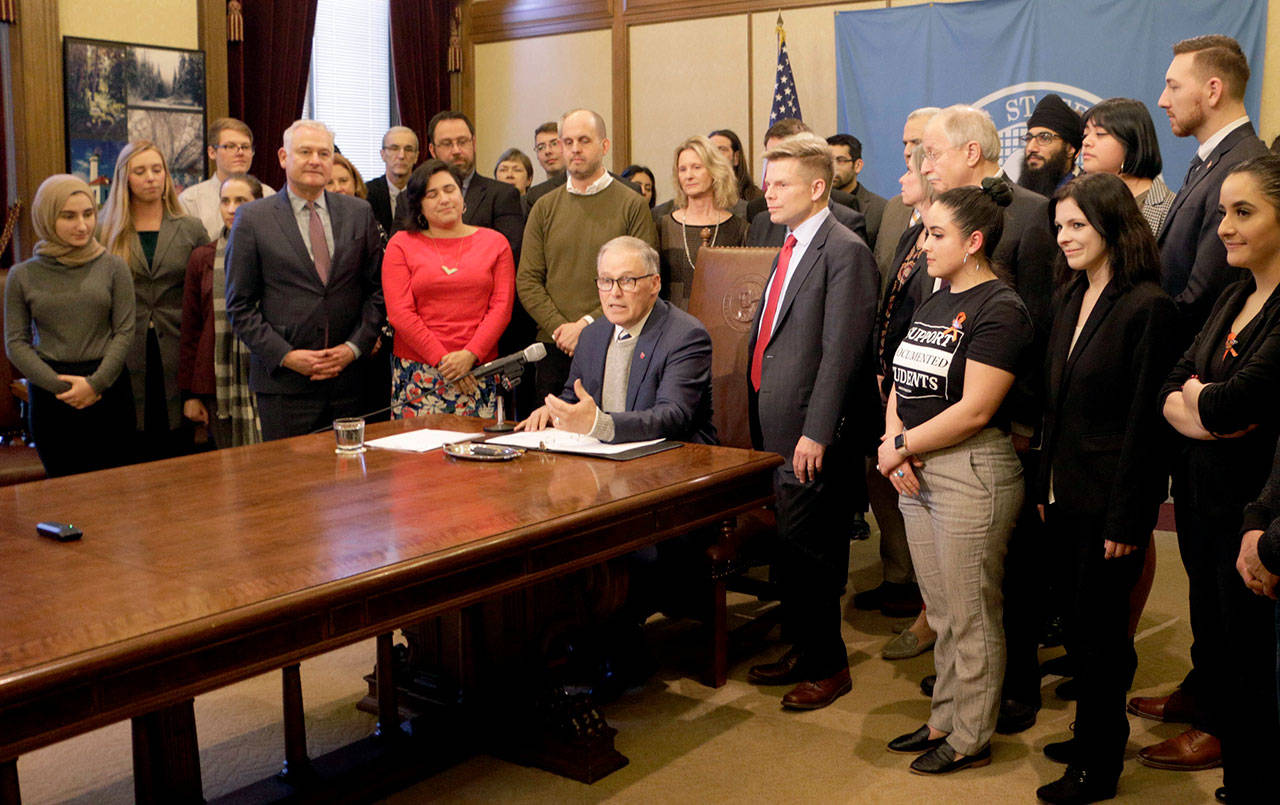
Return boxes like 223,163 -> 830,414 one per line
962,253 -> 969,267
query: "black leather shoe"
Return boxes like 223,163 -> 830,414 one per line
909,743 -> 991,775
920,674 -> 936,697
748,647 -> 805,685
996,698 -> 1038,734
1215,786 -> 1228,803
1043,738 -> 1077,764
1036,766 -> 1117,804
888,724 -> 946,754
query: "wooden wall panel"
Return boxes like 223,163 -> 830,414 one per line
470,0 -> 612,43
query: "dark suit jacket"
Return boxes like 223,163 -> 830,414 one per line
849,182 -> 887,254
875,222 -> 932,397
747,201 -> 868,249
226,190 -> 385,396
747,212 -> 879,468
561,298 -> 716,444
992,179 -> 1057,430
1158,122 -> 1268,334
364,175 -> 395,236
874,194 -> 915,294
462,174 -> 525,264
1038,277 -> 1180,546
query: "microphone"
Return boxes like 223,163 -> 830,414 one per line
469,342 -> 546,378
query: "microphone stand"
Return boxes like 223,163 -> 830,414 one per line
484,369 -> 523,433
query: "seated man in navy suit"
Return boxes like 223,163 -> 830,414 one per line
516,235 -> 715,445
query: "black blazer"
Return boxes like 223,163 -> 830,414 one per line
1160,277 -> 1280,514
1038,277 -> 1180,546
1158,122 -> 1268,335
364,175 -> 394,236
747,212 -> 879,468
226,191 -> 385,396
462,174 -> 525,265
875,221 -> 932,398
747,201 -> 868,248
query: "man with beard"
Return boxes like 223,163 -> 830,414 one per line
1017,94 -> 1082,197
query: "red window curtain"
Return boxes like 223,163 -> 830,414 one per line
390,0 -> 453,144
227,0 -> 319,191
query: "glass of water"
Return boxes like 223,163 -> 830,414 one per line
333,417 -> 366,454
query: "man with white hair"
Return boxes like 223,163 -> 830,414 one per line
226,119 -> 385,439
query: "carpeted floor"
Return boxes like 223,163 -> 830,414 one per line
17,527 -> 1220,804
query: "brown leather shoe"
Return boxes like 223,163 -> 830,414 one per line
1137,728 -> 1222,770
781,668 -> 852,710
748,647 -> 805,685
1127,688 -> 1198,723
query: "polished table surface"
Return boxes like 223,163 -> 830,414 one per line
0,414 -> 779,761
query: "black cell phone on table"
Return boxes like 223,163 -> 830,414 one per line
37,521 -> 83,542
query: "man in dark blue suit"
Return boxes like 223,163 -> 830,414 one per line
744,133 -> 879,710
226,119 -> 385,440
516,236 -> 714,445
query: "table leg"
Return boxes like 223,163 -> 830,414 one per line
131,699 -> 202,804
278,664 -> 313,782
1,758 -> 19,805
375,632 -> 402,739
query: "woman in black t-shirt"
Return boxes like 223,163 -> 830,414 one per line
879,178 -> 1032,775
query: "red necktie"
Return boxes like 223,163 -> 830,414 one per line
751,234 -> 796,391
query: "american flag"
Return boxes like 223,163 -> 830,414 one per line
769,15 -> 802,125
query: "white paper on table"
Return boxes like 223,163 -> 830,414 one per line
365,429 -> 476,453
487,429 -> 664,456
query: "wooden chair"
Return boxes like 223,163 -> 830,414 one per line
686,246 -> 783,686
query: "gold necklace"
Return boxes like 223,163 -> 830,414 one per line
679,211 -> 720,272
425,232 -> 469,276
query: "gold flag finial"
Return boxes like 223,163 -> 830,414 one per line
776,11 -> 785,45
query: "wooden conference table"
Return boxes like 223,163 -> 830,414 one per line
0,414 -> 779,801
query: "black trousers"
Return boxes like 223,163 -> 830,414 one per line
1001,450 -> 1044,708
1174,470 -> 1280,801
1048,505 -> 1144,780
256,387 -> 364,441
773,458 -> 853,679
533,345 -> 572,403
29,360 -> 135,478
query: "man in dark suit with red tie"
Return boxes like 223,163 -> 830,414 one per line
744,133 -> 879,710
226,120 -> 385,440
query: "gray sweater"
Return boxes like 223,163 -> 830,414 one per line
4,252 -> 136,394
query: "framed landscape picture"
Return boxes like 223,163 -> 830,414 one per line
63,37 -> 206,205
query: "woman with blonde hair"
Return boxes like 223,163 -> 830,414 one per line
327,152 -> 368,199
5,175 -> 136,476
99,140 -> 209,460
656,135 -> 748,310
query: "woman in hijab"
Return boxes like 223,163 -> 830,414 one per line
4,175 -> 136,476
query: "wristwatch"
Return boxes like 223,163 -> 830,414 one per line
894,431 -> 909,455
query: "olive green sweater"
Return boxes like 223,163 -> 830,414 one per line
516,179 -> 657,341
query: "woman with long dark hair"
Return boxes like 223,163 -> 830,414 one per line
1034,172 -> 1180,804
879,178 -> 1032,775
709,128 -> 762,209
382,160 -> 514,417
1161,155 -> 1280,804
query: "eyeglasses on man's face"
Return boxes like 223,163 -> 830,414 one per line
217,143 -> 253,154
595,274 -> 656,292
1023,131 -> 1063,145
